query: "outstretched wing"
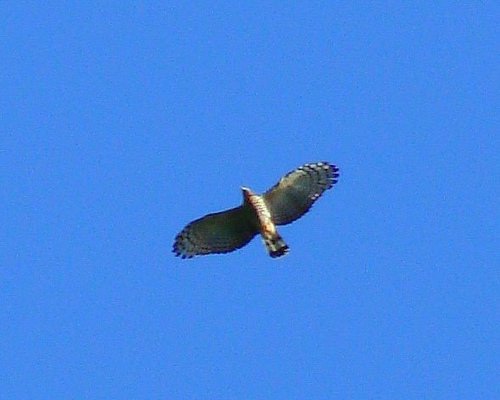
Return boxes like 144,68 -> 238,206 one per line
173,205 -> 258,258
263,162 -> 339,226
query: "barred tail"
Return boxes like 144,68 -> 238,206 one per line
264,233 -> 289,258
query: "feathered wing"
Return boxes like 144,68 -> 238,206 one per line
263,162 -> 339,226
173,205 -> 258,258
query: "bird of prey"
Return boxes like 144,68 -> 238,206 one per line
173,162 -> 339,258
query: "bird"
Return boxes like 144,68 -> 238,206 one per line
173,162 -> 339,259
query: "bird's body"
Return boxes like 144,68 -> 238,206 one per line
173,162 -> 339,258
241,187 -> 289,258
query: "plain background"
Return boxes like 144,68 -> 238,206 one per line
2,2 -> 499,399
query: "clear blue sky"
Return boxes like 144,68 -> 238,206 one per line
2,2 -> 499,399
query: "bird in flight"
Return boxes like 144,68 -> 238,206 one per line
173,162 -> 339,259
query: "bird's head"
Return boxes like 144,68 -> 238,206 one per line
241,187 -> 254,203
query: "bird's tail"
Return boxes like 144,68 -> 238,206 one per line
264,232 -> 289,258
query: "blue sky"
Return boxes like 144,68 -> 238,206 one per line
2,2 -> 499,399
